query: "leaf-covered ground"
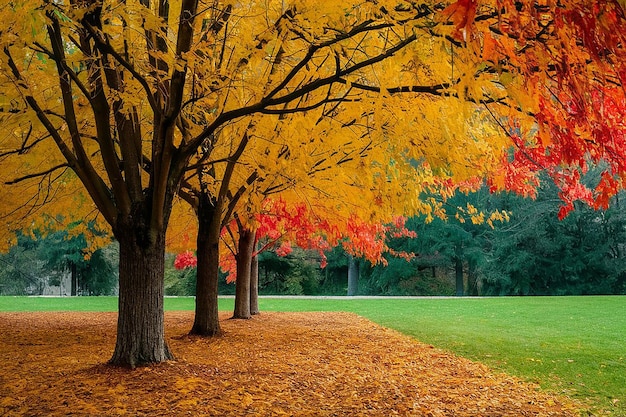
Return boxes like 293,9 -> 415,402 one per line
0,311 -> 584,416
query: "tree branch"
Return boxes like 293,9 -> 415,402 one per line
223,171 -> 259,228
183,30 -> 419,157
2,46 -> 117,225
5,163 -> 69,185
80,20 -> 159,116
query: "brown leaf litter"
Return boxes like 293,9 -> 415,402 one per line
0,311 -> 584,416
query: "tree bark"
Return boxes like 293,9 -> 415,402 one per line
109,229 -> 173,367
250,250 -> 259,315
191,192 -> 222,336
233,227 -> 255,319
347,255 -> 359,296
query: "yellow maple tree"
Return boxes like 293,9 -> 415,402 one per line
0,0 -> 524,362
169,14 -> 516,327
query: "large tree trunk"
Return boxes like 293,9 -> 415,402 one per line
347,255 -> 359,296
191,193 -> 222,336
233,228 -> 255,319
250,250 -> 259,315
110,229 -> 173,367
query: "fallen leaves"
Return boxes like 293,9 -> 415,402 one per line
0,311 -> 584,416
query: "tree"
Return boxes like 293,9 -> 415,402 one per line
231,222 -> 255,318
0,0 -> 450,363
359,187 -> 508,296
81,243 -> 119,295
168,0 -> 516,332
0,0 -> 217,365
253,249 -> 324,295
0,231 -> 46,295
33,219 -> 117,296
346,255 -> 360,296
482,176 -> 626,295
0,222 -> 118,296
362,176 -> 626,297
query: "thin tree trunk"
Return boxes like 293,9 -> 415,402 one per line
347,255 -> 359,296
110,230 -> 173,367
233,227 -> 255,319
250,249 -> 259,315
70,263 -> 77,296
455,245 -> 464,297
467,260 -> 479,296
190,192 -> 222,336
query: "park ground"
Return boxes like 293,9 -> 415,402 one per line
1,310 -> 586,416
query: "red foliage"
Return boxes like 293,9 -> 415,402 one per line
342,215 -> 416,266
177,198 -> 420,282
257,198 -> 418,267
275,241 -> 293,257
454,0 -> 626,215
174,251 -> 197,270
255,198 -> 333,266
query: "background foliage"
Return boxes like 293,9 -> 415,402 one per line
0,222 -> 118,296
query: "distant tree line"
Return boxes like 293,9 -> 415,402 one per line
362,180 -> 626,296
0,222 -> 118,296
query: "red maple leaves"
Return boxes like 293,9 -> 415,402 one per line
174,250 -> 197,270
449,0 -> 626,216
174,198 -> 417,280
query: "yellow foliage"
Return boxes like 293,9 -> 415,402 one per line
0,0 -> 526,254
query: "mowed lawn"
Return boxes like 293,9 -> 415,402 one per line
1,295 -> 624,415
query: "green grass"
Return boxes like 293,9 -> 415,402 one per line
258,296 -> 626,416
0,295 -> 120,312
1,295 -> 624,415
0,296 -> 230,313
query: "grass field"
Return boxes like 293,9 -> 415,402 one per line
1,295 -> 624,415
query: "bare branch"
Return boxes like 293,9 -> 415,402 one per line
5,163 -> 69,185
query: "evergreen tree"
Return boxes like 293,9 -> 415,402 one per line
483,181 -> 626,295
0,224 -> 118,296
